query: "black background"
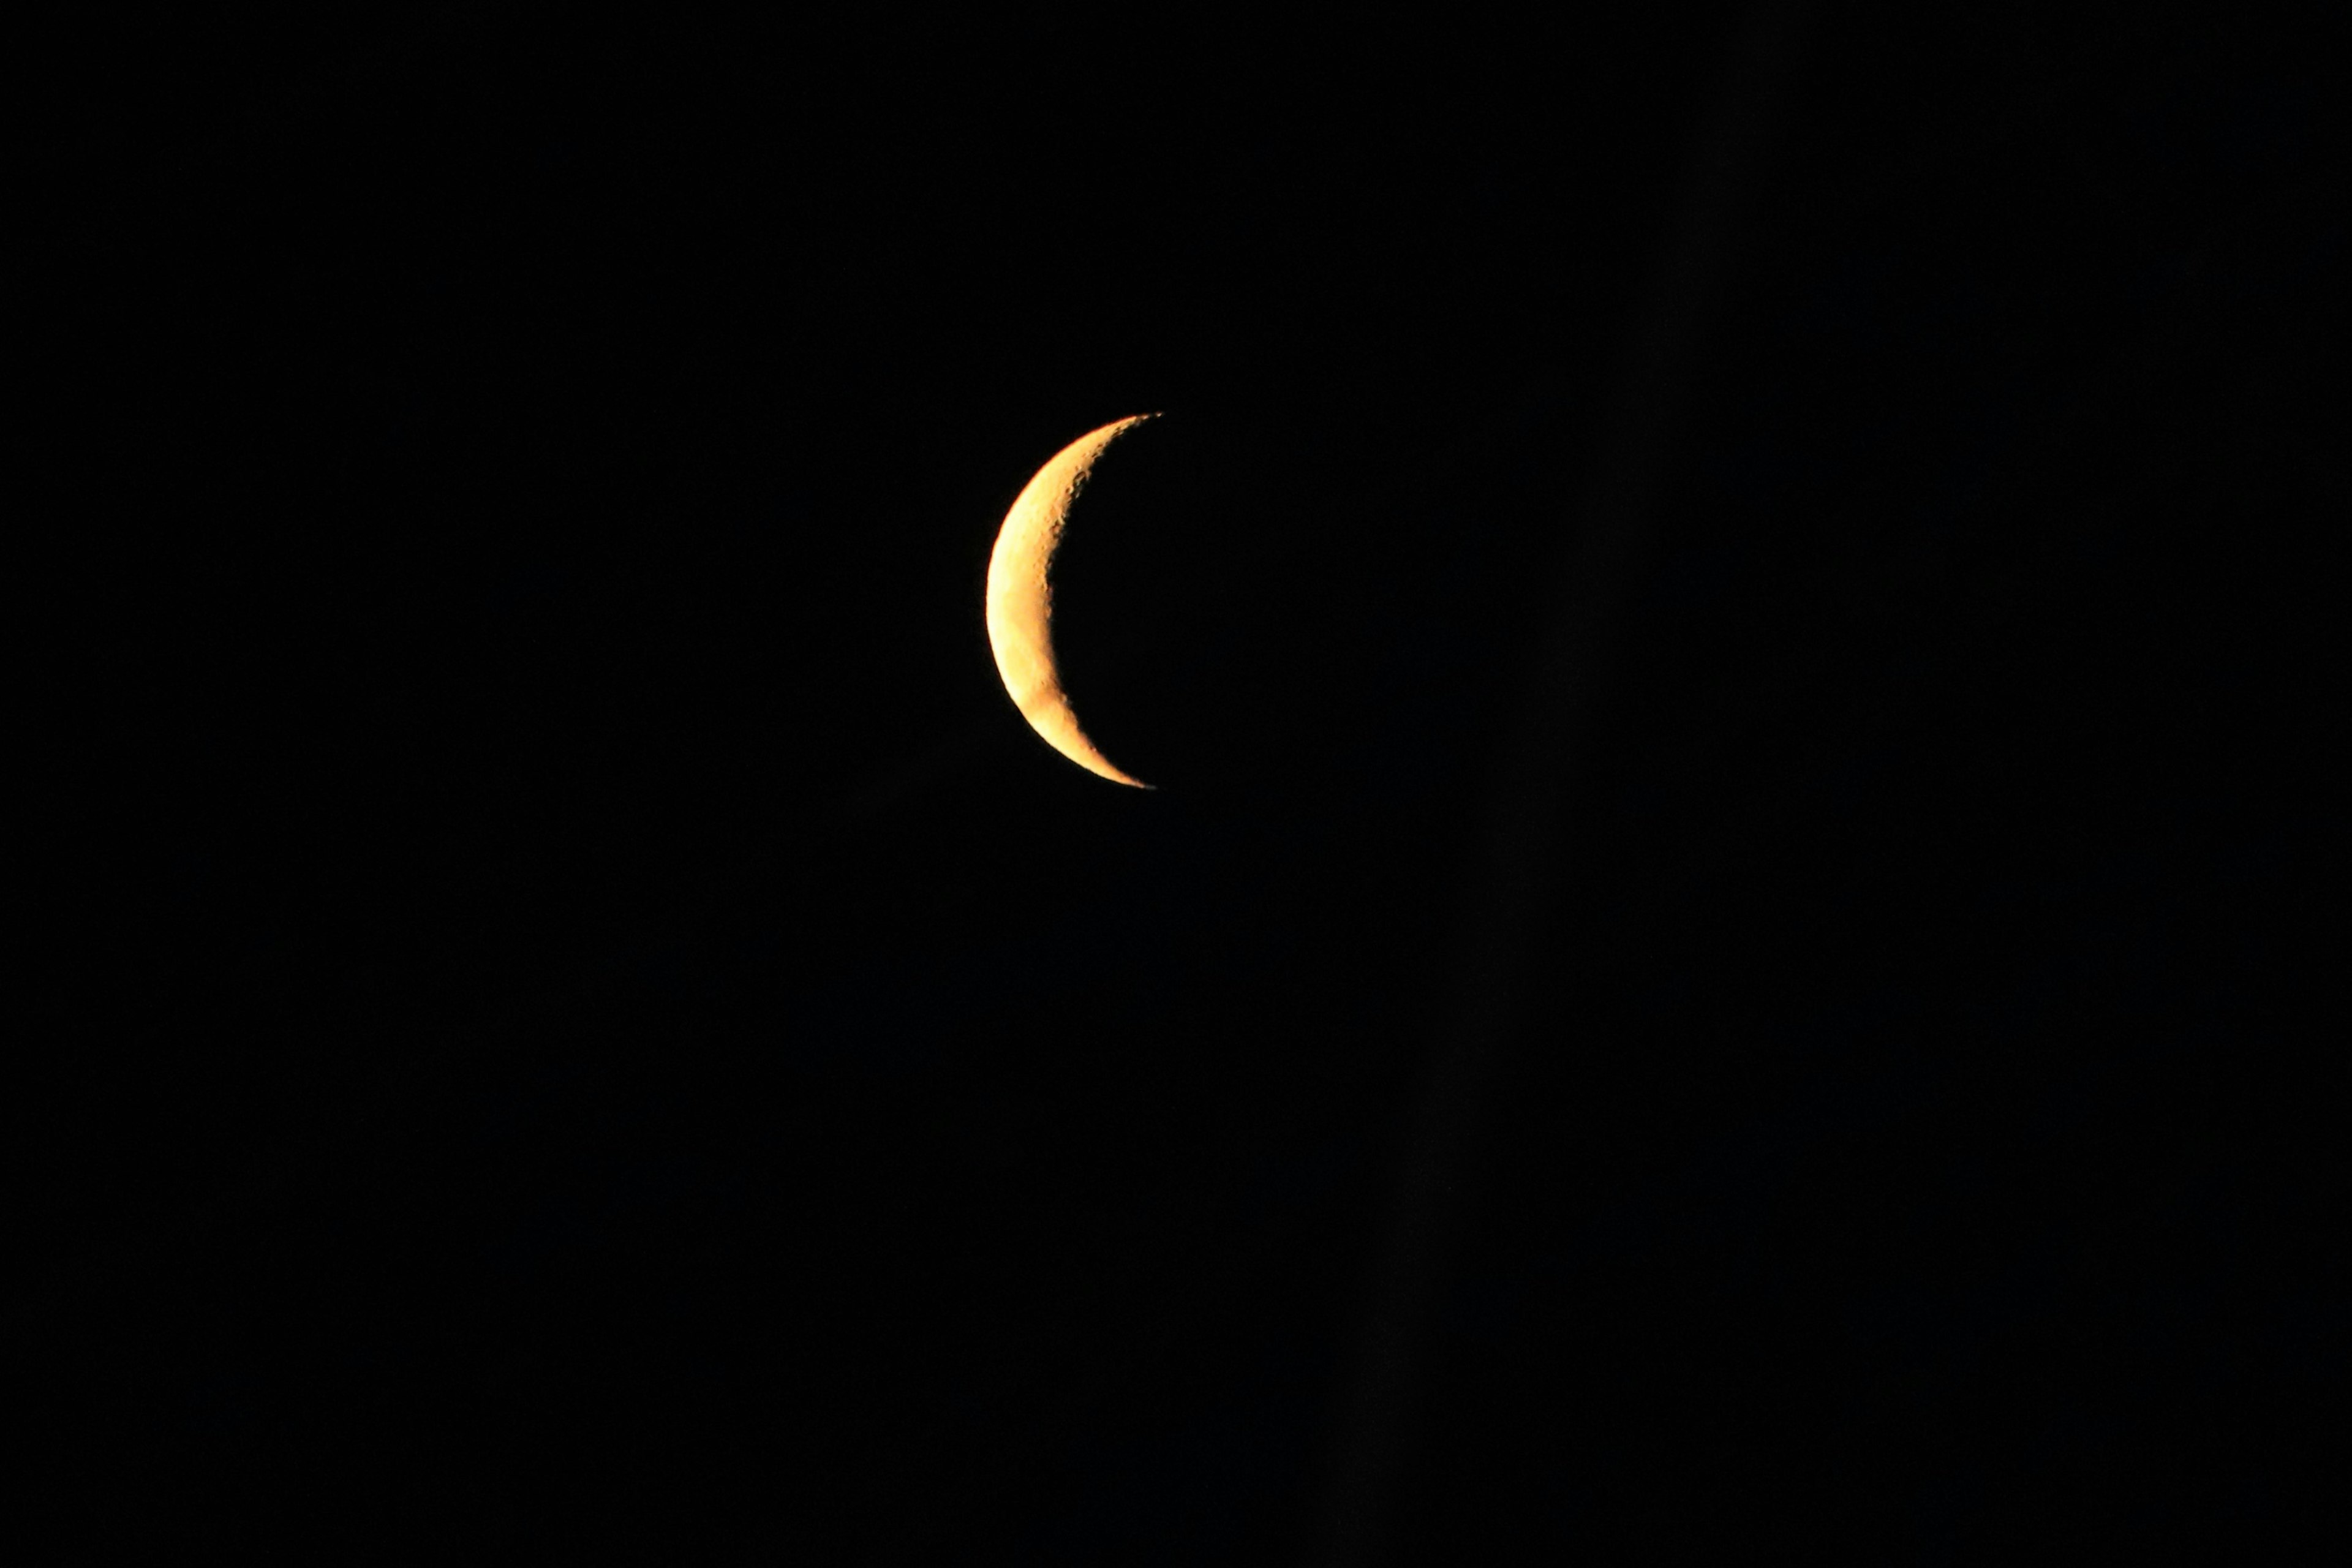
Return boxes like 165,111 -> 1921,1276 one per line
29,8 -> 2333,1561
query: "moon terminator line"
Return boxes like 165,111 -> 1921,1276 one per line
984,415 -> 1158,789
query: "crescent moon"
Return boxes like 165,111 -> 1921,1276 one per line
985,415 -> 1156,789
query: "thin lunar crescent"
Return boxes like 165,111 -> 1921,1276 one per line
985,415 -> 1156,789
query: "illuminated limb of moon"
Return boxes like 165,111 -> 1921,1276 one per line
984,415 -> 1156,788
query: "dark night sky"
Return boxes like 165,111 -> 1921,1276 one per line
29,8 -> 2333,1561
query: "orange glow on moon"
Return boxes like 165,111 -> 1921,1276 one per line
985,415 -> 1156,789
